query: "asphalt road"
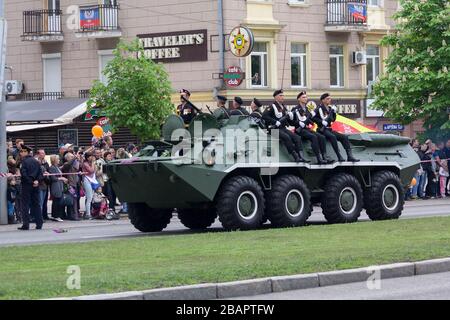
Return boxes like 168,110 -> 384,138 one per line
0,198 -> 448,247
230,271 -> 450,300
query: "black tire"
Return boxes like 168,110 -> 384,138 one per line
321,173 -> 363,224
364,171 -> 404,220
128,203 -> 173,232
266,175 -> 312,228
216,176 -> 265,231
177,207 -> 217,230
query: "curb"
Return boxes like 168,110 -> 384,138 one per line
53,257 -> 450,300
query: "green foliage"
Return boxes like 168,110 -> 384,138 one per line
1,216 -> 450,299
88,40 -> 174,141
372,0 -> 450,138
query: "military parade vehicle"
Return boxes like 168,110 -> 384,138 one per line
104,112 -> 420,233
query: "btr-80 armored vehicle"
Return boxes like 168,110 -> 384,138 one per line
104,113 -> 420,232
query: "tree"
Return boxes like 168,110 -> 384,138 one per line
372,0 -> 450,141
88,40 -> 174,141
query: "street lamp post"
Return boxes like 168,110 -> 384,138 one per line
0,0 -> 8,225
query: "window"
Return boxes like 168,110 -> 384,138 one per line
291,43 -> 307,87
42,53 -> 62,94
250,42 -> 268,87
366,45 -> 380,85
368,0 -> 381,7
329,45 -> 344,87
47,0 -> 60,10
98,50 -> 114,84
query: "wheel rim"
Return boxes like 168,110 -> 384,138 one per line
382,184 -> 399,211
285,189 -> 305,217
237,191 -> 258,220
339,187 -> 357,215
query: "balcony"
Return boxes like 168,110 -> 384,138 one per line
325,0 -> 369,32
22,10 -> 63,42
75,4 -> 121,39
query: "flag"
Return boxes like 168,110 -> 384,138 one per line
348,3 -> 367,22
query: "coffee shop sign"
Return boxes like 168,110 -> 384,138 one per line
138,30 -> 207,63
335,103 -> 358,114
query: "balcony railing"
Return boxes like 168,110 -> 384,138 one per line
78,4 -> 120,32
79,89 -> 91,99
23,10 -> 63,36
16,92 -> 65,101
326,0 -> 368,27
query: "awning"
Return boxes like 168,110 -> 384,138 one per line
6,123 -> 68,133
6,98 -> 87,124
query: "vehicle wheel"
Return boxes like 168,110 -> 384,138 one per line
321,173 -> 363,223
215,176 -> 265,231
266,175 -> 311,228
364,171 -> 404,220
177,207 -> 217,230
128,203 -> 173,232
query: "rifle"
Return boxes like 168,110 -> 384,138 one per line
205,105 -> 214,115
181,95 -> 203,114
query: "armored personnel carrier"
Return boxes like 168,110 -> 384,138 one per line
104,113 -> 420,232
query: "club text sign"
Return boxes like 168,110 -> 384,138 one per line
137,30 -> 208,63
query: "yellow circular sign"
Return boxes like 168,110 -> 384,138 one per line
229,26 -> 254,57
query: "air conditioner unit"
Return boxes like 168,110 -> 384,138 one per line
352,51 -> 367,65
5,80 -> 24,95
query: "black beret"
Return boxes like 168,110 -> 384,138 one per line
21,145 -> 33,152
180,88 -> 191,96
297,91 -> 307,100
273,89 -> 283,97
217,95 -> 227,102
320,93 -> 330,101
234,96 -> 243,105
253,98 -> 262,108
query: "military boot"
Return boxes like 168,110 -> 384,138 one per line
298,150 -> 310,163
291,152 -> 303,163
322,153 -> 335,164
346,149 -> 360,162
315,153 -> 327,165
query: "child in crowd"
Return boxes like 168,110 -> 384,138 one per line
92,186 -> 109,219
7,177 -> 18,224
439,160 -> 449,198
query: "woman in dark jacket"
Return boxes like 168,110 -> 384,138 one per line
48,155 -> 67,221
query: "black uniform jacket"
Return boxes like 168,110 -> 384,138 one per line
262,101 -> 292,128
229,107 -> 250,116
312,104 -> 336,130
291,104 -> 315,130
177,103 -> 198,124
20,156 -> 43,186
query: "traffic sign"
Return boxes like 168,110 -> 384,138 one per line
383,124 -> 404,131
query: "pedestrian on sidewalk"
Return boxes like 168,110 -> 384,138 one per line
48,155 -> 66,222
82,152 -> 97,220
18,145 -> 44,231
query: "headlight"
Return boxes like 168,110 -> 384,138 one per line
203,147 -> 216,166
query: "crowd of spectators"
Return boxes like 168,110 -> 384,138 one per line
5,137 -> 140,227
406,138 -> 450,200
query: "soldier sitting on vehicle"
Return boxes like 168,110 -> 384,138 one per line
229,97 -> 250,116
176,89 -> 197,125
213,95 -> 230,120
249,98 -> 266,130
312,93 -> 359,162
291,91 -> 334,165
262,89 -> 308,163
